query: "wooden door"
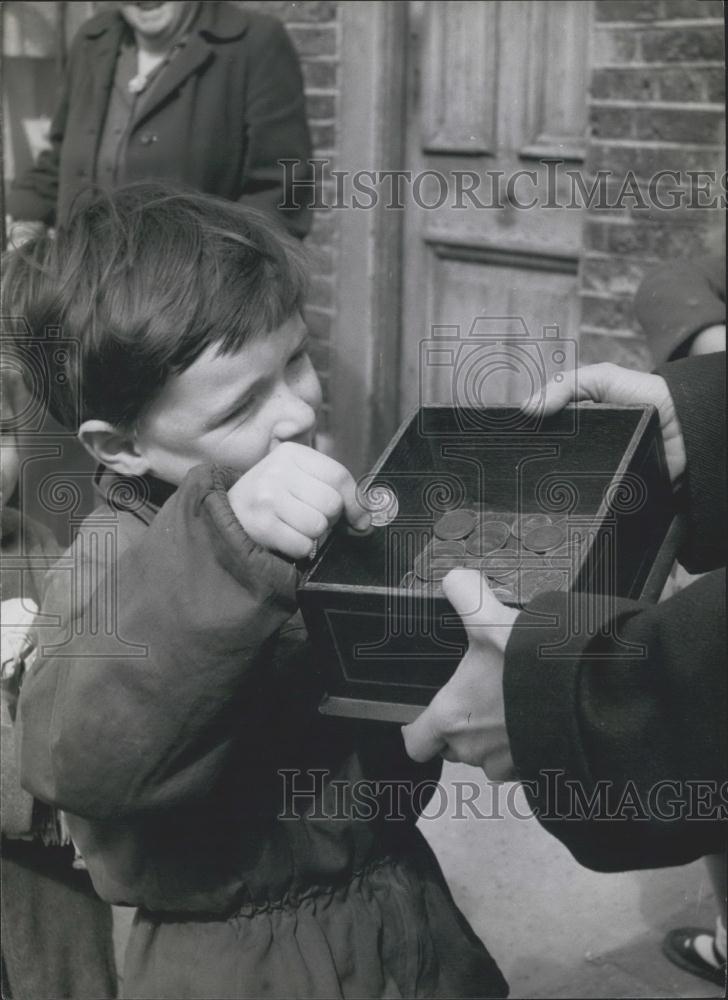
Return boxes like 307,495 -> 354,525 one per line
400,0 -> 592,417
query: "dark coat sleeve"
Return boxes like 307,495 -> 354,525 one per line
238,16 -> 313,238
634,256 -> 726,364
4,30 -> 84,225
18,465 -> 299,821
502,353 -> 727,871
658,352 -> 726,572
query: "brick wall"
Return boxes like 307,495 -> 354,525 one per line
580,0 -> 725,368
235,1 -> 340,431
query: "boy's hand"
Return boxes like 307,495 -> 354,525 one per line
228,442 -> 371,560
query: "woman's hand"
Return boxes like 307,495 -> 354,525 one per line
402,569 -> 519,780
524,362 -> 687,485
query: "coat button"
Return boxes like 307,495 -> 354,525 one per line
139,132 -> 159,146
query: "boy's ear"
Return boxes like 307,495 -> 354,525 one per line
78,420 -> 150,477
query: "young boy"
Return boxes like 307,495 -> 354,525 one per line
12,185 -> 507,999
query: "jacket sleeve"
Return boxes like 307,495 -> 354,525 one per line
658,352 -> 726,572
635,256 -> 726,364
4,41 -> 78,225
504,571 -> 726,871
238,17 -> 313,238
19,465 -> 299,821
503,354 -> 726,871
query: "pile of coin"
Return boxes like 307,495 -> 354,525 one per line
400,508 -> 580,605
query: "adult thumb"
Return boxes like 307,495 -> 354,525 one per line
442,569 -> 513,643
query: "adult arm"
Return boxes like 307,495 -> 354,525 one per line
658,353 -> 726,571
635,256 -> 726,363
504,570 -> 726,871
4,40 -> 78,226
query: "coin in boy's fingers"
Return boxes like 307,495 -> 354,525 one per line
364,485 -> 399,527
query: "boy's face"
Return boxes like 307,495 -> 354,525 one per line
131,312 -> 322,486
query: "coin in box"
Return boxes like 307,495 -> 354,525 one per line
433,508 -> 478,540
465,521 -> 510,555
511,513 -> 552,538
517,568 -> 568,602
523,523 -> 567,553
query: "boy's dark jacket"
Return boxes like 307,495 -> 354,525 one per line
19,467 -> 506,997
7,2 -> 312,236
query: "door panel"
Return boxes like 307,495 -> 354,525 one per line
401,0 -> 591,418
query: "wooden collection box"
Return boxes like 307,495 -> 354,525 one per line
298,404 -> 679,723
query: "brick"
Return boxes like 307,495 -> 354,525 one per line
304,305 -> 334,340
586,142 -> 724,179
580,256 -> 655,295
306,93 -> 336,119
661,0 -> 724,18
594,27 -> 641,64
308,208 -> 339,240
590,106 -> 725,144
595,1 -> 662,21
307,274 -> 336,309
584,218 -> 720,256
581,293 -> 637,328
636,107 -> 724,144
705,67 -> 725,102
310,121 -> 336,150
590,66 -> 707,101
306,336 -> 331,373
302,59 -> 338,89
640,27 -> 724,62
235,1 -> 337,22
579,332 -> 653,369
589,106 -> 629,138
288,24 -> 337,58
658,66 -> 715,102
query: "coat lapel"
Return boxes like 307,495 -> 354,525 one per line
131,33 -> 214,131
85,20 -> 125,158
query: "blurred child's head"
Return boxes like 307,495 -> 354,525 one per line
3,184 -> 321,486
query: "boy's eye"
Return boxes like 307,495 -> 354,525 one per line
232,396 -> 256,420
288,347 -> 310,370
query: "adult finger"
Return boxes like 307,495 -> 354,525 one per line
442,569 -> 518,645
401,707 -> 449,763
524,363 -> 660,418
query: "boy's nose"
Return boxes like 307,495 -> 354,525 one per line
271,391 -> 318,446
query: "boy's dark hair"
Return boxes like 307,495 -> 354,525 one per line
1,184 -> 308,431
